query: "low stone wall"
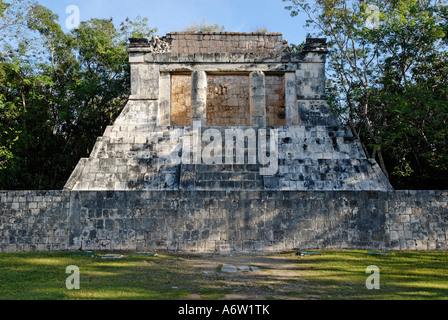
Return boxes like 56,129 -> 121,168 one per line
0,190 -> 446,252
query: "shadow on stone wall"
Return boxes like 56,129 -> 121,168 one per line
0,190 -> 447,253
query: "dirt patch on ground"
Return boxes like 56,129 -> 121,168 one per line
181,253 -> 310,300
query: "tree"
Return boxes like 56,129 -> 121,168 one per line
0,0 -> 37,58
0,2 -> 156,189
0,0 -> 41,182
284,0 -> 448,189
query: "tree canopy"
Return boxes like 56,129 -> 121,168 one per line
0,0 -> 156,189
284,0 -> 448,189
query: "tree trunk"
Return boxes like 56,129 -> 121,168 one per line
377,149 -> 389,180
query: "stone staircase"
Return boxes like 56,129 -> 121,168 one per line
65,122 -> 392,191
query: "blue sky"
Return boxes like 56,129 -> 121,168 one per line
36,0 -> 309,45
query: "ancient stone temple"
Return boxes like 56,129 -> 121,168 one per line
64,32 -> 392,192
2,33 -> 448,254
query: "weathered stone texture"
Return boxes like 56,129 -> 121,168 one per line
130,64 -> 160,100
0,191 -> 71,252
0,190 -> 447,252
298,100 -> 340,127
5,34 -> 444,255
266,74 -> 286,127
285,72 -> 299,126
191,71 -> 208,126
296,63 -> 326,100
65,124 -> 391,191
171,74 -> 192,126
158,72 -> 171,126
206,75 -> 250,126
249,71 -> 267,127
168,32 -> 285,54
65,33 -> 392,192
114,100 -> 159,126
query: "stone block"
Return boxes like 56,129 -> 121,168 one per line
130,64 -> 160,100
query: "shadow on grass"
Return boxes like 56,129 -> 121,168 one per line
0,252 -> 229,300
0,251 -> 447,300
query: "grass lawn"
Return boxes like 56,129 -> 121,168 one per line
0,250 -> 446,300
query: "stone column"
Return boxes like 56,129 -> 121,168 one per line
296,38 -> 339,126
191,70 -> 207,126
158,72 -> 171,126
249,71 -> 267,128
121,40 -> 161,126
285,72 -> 299,126
128,39 -> 160,101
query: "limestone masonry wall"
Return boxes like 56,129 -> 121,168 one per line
266,75 -> 286,127
168,32 -> 285,54
0,190 -> 446,252
171,74 -> 192,126
206,75 -> 251,126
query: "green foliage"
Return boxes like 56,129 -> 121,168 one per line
119,16 -> 157,39
0,2 -> 156,189
184,19 -> 225,32
252,26 -> 269,33
284,40 -> 306,53
0,0 -> 41,49
285,0 -> 448,189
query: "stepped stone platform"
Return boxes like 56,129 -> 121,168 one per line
3,33 -> 448,254
65,125 -> 391,191
64,33 -> 392,192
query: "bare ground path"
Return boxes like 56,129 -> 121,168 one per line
181,253 -> 311,300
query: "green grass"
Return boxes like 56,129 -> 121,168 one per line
281,250 -> 448,300
0,252 -> 229,300
0,250 -> 447,300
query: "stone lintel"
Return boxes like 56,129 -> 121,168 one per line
143,52 -> 327,64
159,64 -> 298,73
